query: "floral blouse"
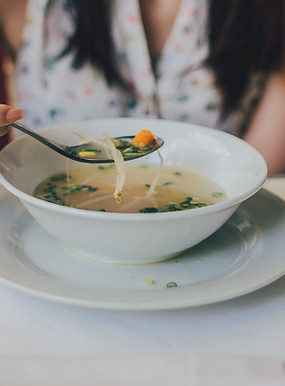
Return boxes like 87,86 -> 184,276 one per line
15,0 -> 241,133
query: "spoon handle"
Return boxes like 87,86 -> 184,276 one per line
10,122 -> 67,155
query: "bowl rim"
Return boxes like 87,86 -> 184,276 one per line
0,118 -> 268,220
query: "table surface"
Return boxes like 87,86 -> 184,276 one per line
0,178 -> 285,385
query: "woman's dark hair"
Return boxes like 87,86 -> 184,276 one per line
62,0 -> 127,90
63,0 -> 285,112
207,0 -> 285,112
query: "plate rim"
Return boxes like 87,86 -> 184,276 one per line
0,186 -> 284,310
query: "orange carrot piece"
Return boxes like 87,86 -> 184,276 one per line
133,129 -> 155,147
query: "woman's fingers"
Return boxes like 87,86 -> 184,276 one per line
0,105 -> 24,136
0,104 -> 24,126
6,107 -> 24,122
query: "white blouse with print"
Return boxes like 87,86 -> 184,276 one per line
15,0 -> 240,133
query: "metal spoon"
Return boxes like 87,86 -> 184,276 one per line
10,122 -> 164,164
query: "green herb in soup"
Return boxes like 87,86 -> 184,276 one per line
33,164 -> 227,213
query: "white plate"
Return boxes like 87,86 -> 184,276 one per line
0,186 -> 285,310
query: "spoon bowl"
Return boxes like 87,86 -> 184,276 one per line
10,122 -> 164,163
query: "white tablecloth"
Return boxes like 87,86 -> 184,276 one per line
0,178 -> 285,385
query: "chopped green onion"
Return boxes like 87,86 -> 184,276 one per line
139,207 -> 159,213
61,184 -> 98,193
98,165 -> 115,170
166,203 -> 181,211
180,197 -> 206,209
166,282 -> 178,288
80,148 -> 101,153
87,186 -> 98,192
50,173 -> 70,182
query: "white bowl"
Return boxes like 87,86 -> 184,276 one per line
0,118 -> 267,264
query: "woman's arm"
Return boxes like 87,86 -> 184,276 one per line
0,0 -> 27,59
244,72 -> 285,175
0,1 -> 26,136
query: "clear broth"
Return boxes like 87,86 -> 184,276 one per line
33,164 -> 227,213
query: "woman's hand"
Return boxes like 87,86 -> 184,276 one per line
0,104 -> 24,136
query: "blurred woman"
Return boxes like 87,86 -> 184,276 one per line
0,0 -> 285,173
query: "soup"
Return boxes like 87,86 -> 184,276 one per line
33,164 -> 227,213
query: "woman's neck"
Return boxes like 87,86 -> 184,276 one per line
139,0 -> 182,64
